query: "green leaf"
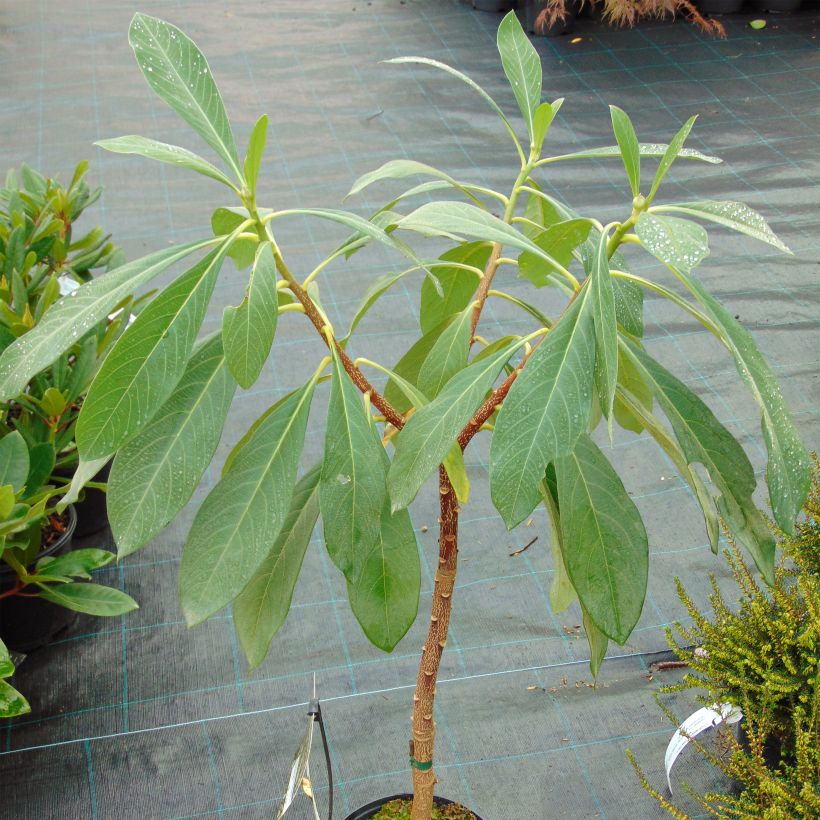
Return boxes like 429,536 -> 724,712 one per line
109,334 -> 237,557
400,201 -> 564,273
497,11 -> 542,141
0,240 -> 212,401
531,99 -> 562,157
389,336 -> 527,511
539,478 -> 576,613
582,606 -> 609,678
211,207 -> 257,271
39,387 -> 67,418
345,267 -> 420,340
443,443 -> 470,505
609,107 -> 641,197
243,115 -> 268,194
37,548 -> 115,580
180,377 -> 315,625
671,271 -> 810,534
233,465 -> 321,670
590,232 -> 618,423
0,485 -> 15,519
490,296 -> 596,529
623,341 -> 776,581
541,143 -> 721,166
0,431 -> 29,493
96,135 -> 236,189
636,213 -> 709,273
518,219 -> 591,288
613,346 -> 653,434
36,581 -> 139,616
128,13 -> 241,181
0,679 -> 30,718
320,347 -> 388,578
77,240 -> 232,459
612,275 -> 644,339
648,116 -> 697,200
417,304 -> 473,400
57,457 -> 109,508
419,242 -> 487,335
222,242 -> 279,388
650,201 -> 791,254
555,434 -> 648,644
347,496 -> 420,652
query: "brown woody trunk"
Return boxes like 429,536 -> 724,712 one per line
410,466 -> 460,820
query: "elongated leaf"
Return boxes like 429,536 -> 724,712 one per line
417,304 -> 473,400
37,548 -> 115,580
609,106 -> 641,196
624,341 -> 776,581
556,434 -> 648,643
389,336 -> 527,511
400,201 -> 564,272
347,159 -> 480,205
25,443 -> 55,500
490,296 -> 596,529
636,213 -> 709,273
648,116 -> 697,200
223,242 -> 279,388
497,11 -> 542,141
345,267 -> 418,340
108,334 -> 237,556
539,478 -> 576,613
96,136 -> 236,189
128,13 -> 241,180
57,456 -> 109,508
443,443 -> 470,505
77,246 -> 227,459
320,347 -> 388,578
612,275 -> 644,339
0,431 -> 28,493
531,99 -> 562,157
244,114 -> 268,194
671,270 -> 809,533
518,219 -> 591,288
590,232 -> 617,422
180,378 -> 315,625
37,582 -> 139,616
0,679 -> 30,718
0,241 -> 211,401
582,606 -> 609,677
419,242 -> 487,334
234,465 -> 321,669
541,143 -> 721,165
347,495 -> 420,652
650,201 -> 791,254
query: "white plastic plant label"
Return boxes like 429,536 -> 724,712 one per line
665,702 -> 743,793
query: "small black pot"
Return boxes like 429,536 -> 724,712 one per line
53,461 -> 111,537
694,0 -> 744,14
751,0 -> 803,9
0,506 -> 78,652
345,793 -> 483,820
518,0 -> 579,36
473,0 -> 515,11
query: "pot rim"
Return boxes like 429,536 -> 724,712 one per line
0,505 -> 77,581
344,793 -> 483,820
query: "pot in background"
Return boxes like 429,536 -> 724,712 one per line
473,0 -> 516,12
0,506 -> 78,652
345,793 -> 483,820
694,0 -> 745,14
751,0 -> 803,10
519,0 -> 579,36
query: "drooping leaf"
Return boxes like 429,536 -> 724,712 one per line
180,377 -> 315,625
0,241 -> 212,401
96,136 -> 236,189
244,114 -> 268,194
320,347 -> 388,578
222,242 -> 279,388
233,465 -> 321,670
389,336 -> 527,511
128,13 -> 242,180
651,201 -> 791,254
539,478 -> 577,613
211,206 -> 257,270
345,267 -> 420,340
77,239 -> 233,460
623,341 -> 776,581
419,242 -> 488,335
57,456 -> 109,508
612,346 -> 653,434
108,334 -> 237,556
0,431 -> 29,493
417,304 -> 473,400
36,582 -> 139,616
555,434 -> 648,644
648,116 -> 697,200
582,606 -> 609,678
589,232 -> 617,422
490,296 -> 596,529
636,213 -> 709,273
518,219 -> 591,288
37,548 -> 115,580
497,11 -> 542,141
0,679 -> 30,718
671,270 -> 810,533
540,143 -> 721,166
609,106 -> 641,197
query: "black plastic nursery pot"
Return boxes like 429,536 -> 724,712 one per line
751,0 -> 803,10
0,506 -> 78,652
473,0 -> 515,12
345,794 -> 483,820
694,0 -> 744,14
53,461 -> 111,537
518,0 -> 579,35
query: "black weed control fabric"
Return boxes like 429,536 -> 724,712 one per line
0,2 -> 817,818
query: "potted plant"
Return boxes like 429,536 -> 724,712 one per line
0,11 -> 809,818
629,456 -> 820,817
0,637 -> 29,718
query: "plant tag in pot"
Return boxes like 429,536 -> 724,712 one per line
665,703 -> 743,793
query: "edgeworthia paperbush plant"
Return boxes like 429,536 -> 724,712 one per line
0,11 -> 808,818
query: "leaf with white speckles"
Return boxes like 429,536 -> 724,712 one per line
636,213 -> 710,273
